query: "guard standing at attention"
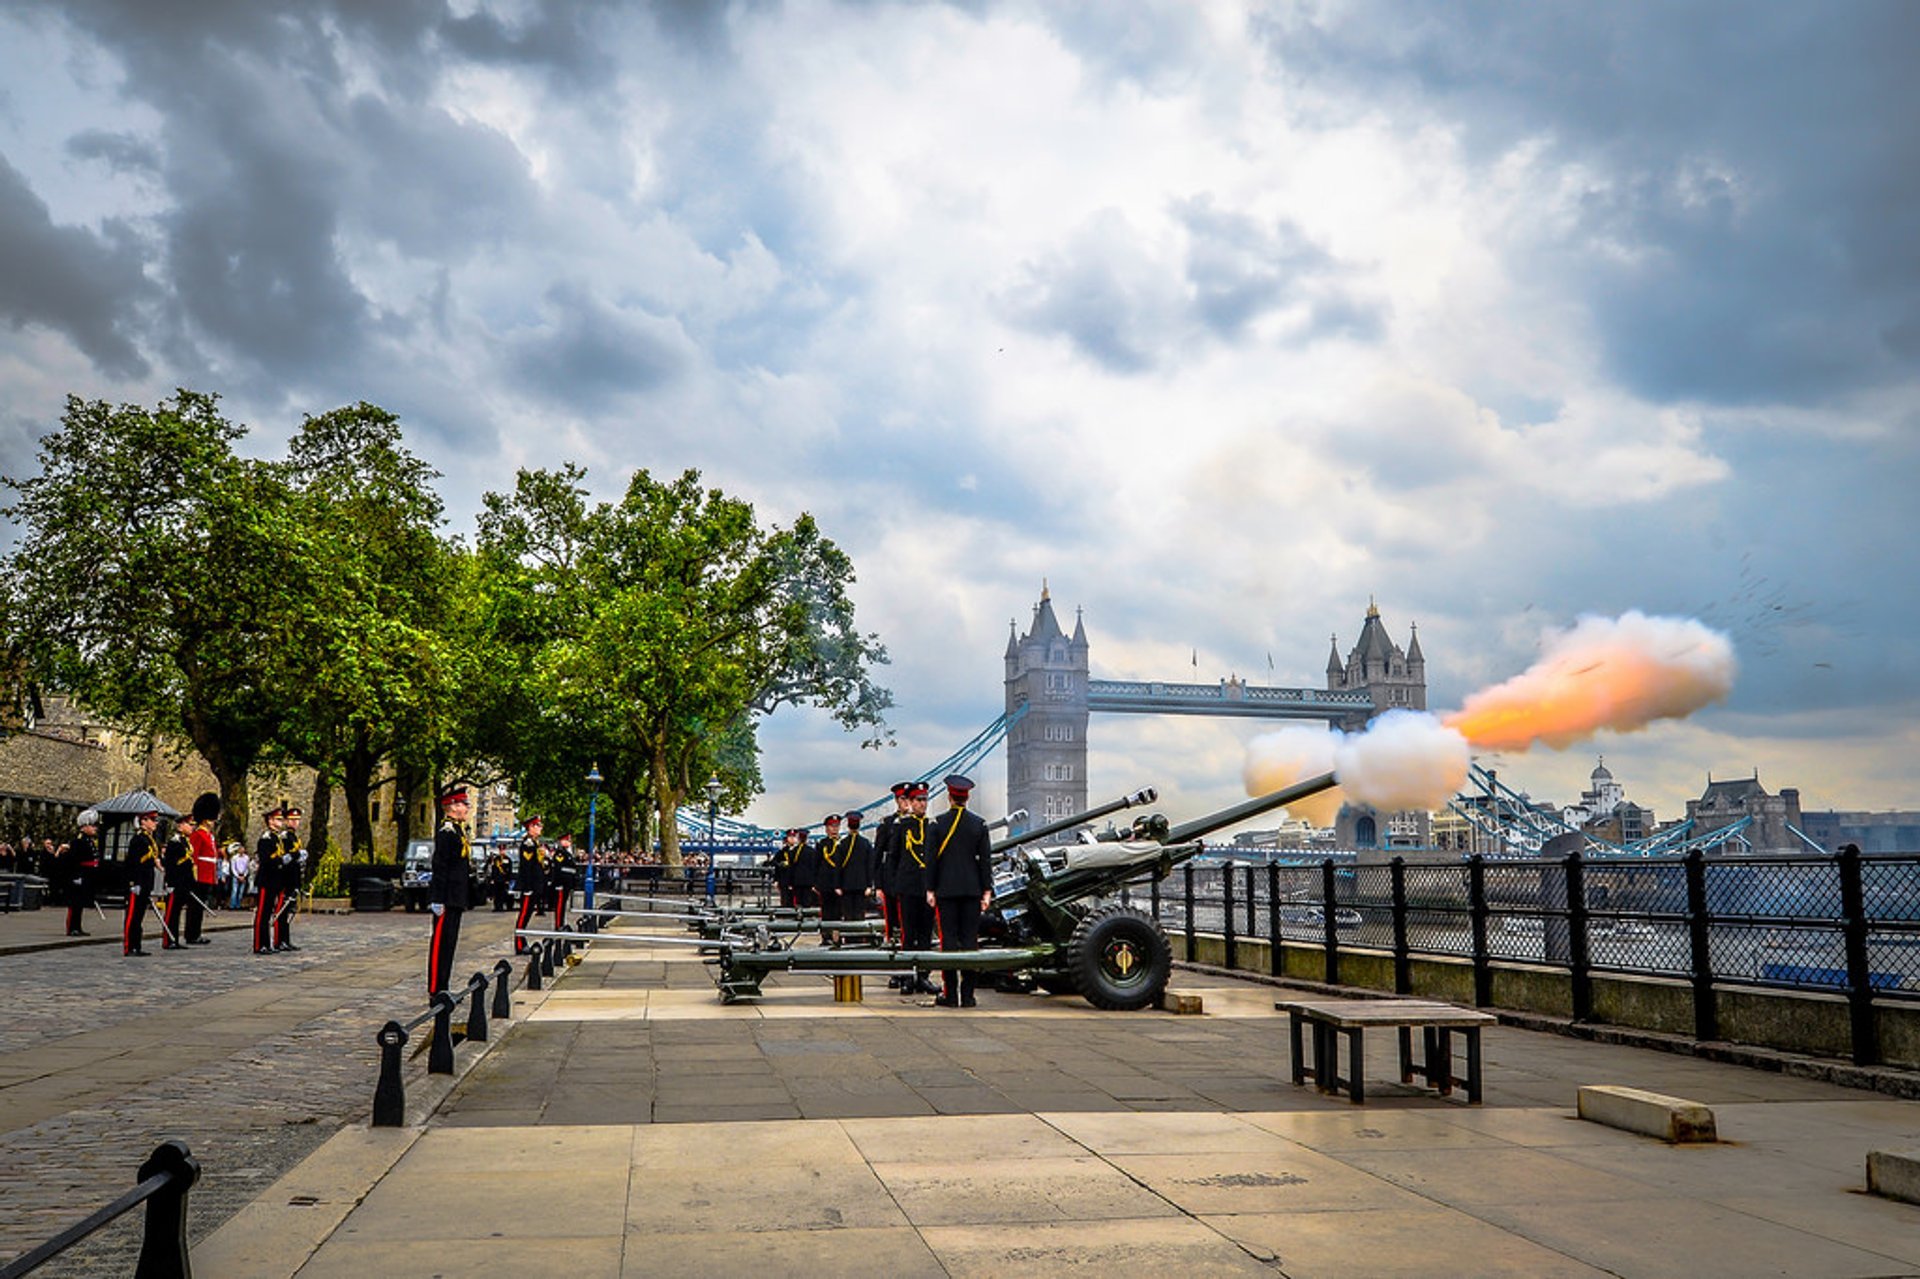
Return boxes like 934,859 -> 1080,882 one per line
487,844 -> 513,911
549,833 -> 578,929
252,807 -> 286,955
64,813 -> 100,937
894,783 -> 939,994
771,829 -> 798,908
187,792 -> 220,937
275,806 -> 304,952
513,816 -> 546,953
124,807 -> 162,956
428,786 -> 473,994
927,774 -> 993,1008
791,821 -> 820,919
812,814 -> 844,932
161,813 -> 195,949
872,784 -> 908,950
840,810 -> 874,925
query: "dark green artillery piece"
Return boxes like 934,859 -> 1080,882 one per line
710,771 -> 1340,1009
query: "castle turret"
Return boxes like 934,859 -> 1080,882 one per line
1004,584 -> 1090,827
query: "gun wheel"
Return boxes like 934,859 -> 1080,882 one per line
1066,904 -> 1171,1011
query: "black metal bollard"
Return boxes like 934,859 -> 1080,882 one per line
540,939 -> 557,978
428,992 -> 456,1076
526,948 -> 543,991
492,959 -> 513,1020
135,1139 -> 199,1279
372,1020 -> 409,1127
466,973 -> 489,1044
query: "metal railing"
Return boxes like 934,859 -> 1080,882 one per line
1116,847 -> 1920,1067
1,1141 -> 198,1279
372,924 -> 596,1126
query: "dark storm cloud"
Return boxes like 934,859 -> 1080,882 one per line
1005,201 -> 1385,371
17,0 -> 577,388
1276,0 -> 1920,408
507,283 -> 690,404
0,152 -> 153,377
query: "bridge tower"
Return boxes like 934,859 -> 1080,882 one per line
1004,585 -> 1090,827
1326,599 -> 1426,729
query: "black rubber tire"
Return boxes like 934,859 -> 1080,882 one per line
1066,904 -> 1172,1010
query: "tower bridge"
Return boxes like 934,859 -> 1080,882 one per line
1005,587 -> 1425,827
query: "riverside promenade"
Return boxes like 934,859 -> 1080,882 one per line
177,919 -> 1920,1279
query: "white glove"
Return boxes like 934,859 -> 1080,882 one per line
430,902 -> 445,916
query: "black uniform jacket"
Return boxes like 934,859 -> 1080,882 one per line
835,833 -> 874,895
515,839 -> 546,895
430,820 -> 471,908
929,806 -> 993,899
126,832 -> 160,895
164,832 -> 195,891
548,847 -> 579,889
254,832 -> 283,896
892,815 -> 932,898
870,814 -> 899,894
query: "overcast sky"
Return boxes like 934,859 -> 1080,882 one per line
3,0 -> 1916,832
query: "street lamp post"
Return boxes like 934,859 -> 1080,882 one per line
704,774 -> 722,905
585,763 -> 603,912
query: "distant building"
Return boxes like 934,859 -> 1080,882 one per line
1685,773 -> 1805,854
1797,809 -> 1920,854
1327,601 -> 1430,848
1560,758 -> 1657,847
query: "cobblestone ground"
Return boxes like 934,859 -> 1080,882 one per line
0,908 -> 521,1275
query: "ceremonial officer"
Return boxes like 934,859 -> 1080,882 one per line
513,816 -> 546,953
811,814 -> 845,932
894,783 -> 939,994
187,792 -> 220,938
63,813 -> 100,937
549,833 -> 578,929
839,810 -> 874,923
872,784 -> 908,950
427,785 -> 473,994
771,829 -> 799,908
791,820 -> 821,918
487,844 -> 513,911
161,813 -> 195,949
927,774 -> 993,1008
123,807 -> 162,956
275,806 -> 304,951
252,806 -> 286,955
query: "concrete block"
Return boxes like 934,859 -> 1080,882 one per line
1577,1085 -> 1717,1143
1157,989 -> 1204,1015
1867,1148 -> 1920,1205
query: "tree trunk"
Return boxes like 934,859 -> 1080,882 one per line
185,714 -> 250,845
651,750 -> 683,867
393,762 -> 425,860
343,737 -> 377,861
306,773 -> 333,883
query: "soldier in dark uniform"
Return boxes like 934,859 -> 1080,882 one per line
275,806 -> 304,951
64,814 -> 100,937
771,829 -> 798,908
791,821 -> 820,920
123,807 -> 162,956
872,784 -> 907,984
927,774 -> 994,1008
811,814 -> 843,935
894,783 -> 939,994
513,816 -> 546,953
428,786 -> 473,994
839,810 -> 874,929
161,814 -> 194,949
549,833 -> 578,929
252,807 -> 286,955
487,844 -> 512,911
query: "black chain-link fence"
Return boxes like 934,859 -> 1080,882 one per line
1100,846 -> 1919,1066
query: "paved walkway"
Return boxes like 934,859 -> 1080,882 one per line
189,925 -> 1920,1278
0,904 -> 525,1275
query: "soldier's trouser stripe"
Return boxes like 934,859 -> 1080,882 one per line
123,895 -> 139,953
515,895 -> 536,951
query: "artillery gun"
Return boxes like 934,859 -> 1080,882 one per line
710,771 -> 1340,1009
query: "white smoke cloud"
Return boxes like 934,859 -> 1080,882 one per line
1333,710 -> 1472,812
1242,724 -> 1343,825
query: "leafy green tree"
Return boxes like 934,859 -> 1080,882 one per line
276,402 -> 462,860
0,391 -> 310,837
477,466 -> 890,863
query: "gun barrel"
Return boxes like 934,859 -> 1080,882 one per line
990,787 -> 1158,854
1162,771 -> 1339,846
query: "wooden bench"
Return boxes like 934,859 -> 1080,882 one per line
1276,997 -> 1496,1104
